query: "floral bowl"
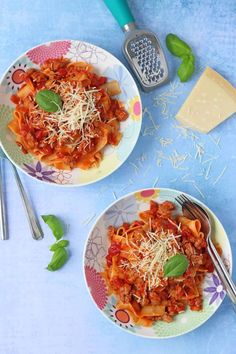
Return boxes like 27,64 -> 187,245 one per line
0,40 -> 142,186
83,188 -> 232,338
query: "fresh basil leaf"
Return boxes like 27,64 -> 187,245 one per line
177,54 -> 195,82
164,254 -> 189,277
35,89 -> 62,112
166,33 -> 192,58
50,239 -> 69,251
42,215 -> 64,240
47,247 -> 68,271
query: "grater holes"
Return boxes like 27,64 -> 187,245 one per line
127,34 -> 166,84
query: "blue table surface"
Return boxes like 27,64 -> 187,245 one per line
0,1 -> 236,353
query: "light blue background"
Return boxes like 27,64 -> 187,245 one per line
0,1 -> 236,353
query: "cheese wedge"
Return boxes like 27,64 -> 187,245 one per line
176,67 -> 236,133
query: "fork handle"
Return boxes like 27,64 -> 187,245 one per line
11,165 -> 43,240
208,240 -> 236,309
0,159 -> 7,240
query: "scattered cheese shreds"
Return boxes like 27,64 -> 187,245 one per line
142,126 -> 158,136
120,179 -> 134,191
129,162 -> 139,174
169,150 -> 189,170
213,165 -> 227,185
172,123 -> 199,141
143,107 -> 159,131
209,134 -> 221,148
112,191 -> 117,200
202,155 -> 219,165
159,137 -> 173,147
153,80 -> 182,117
192,182 -> 205,199
153,176 -> 159,188
204,162 -> 212,180
143,165 -> 151,177
194,143 -> 205,162
82,213 -> 97,226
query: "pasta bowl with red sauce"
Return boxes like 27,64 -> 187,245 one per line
83,188 -> 232,338
0,40 -> 142,186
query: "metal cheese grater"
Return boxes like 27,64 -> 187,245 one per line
104,0 -> 169,92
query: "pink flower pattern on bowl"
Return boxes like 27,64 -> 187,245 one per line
27,41 -> 71,64
85,266 -> 108,310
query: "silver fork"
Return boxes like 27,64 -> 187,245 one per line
0,148 -> 43,240
175,194 -> 236,310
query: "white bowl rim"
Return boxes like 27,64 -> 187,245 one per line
0,39 -> 142,187
83,187 -> 233,339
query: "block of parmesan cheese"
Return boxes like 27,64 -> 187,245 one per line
176,67 -> 236,133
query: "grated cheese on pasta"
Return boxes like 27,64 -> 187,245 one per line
32,82 -> 101,147
120,227 -> 182,290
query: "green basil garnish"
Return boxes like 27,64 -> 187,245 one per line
166,33 -> 191,58
177,53 -> 195,82
50,239 -> 69,251
35,89 -> 62,112
47,247 -> 69,271
164,254 -> 189,277
166,33 -> 195,82
42,215 -> 64,240
42,214 -> 69,271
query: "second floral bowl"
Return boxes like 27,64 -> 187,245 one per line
83,188 -> 232,338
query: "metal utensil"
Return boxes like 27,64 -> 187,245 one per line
0,158 -> 8,240
175,194 -> 236,311
0,148 -> 43,240
103,0 -> 169,92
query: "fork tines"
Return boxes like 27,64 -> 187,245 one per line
175,195 -> 196,219
175,194 -> 207,220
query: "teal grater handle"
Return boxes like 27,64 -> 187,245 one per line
103,0 -> 135,28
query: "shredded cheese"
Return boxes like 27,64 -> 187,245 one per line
119,226 -> 182,290
31,82 -> 101,147
169,150 -> 189,170
159,137 -> 173,147
213,165 -> 227,185
194,143 -> 205,162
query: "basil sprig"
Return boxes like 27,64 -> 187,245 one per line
177,54 -> 195,82
50,239 -> 69,251
42,215 -> 64,240
35,89 -> 62,112
164,254 -> 189,277
166,33 -> 195,82
166,33 -> 191,58
47,247 -> 68,271
42,215 -> 69,271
